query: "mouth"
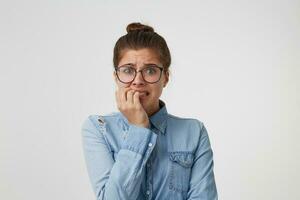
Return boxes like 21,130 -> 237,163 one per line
137,91 -> 149,97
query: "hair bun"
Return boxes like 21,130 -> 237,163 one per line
126,22 -> 154,33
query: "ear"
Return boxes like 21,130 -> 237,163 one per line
113,71 -> 117,81
163,71 -> 169,87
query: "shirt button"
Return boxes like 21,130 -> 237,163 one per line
148,143 -> 152,147
146,190 -> 150,195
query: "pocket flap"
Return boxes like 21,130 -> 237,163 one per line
169,152 -> 194,168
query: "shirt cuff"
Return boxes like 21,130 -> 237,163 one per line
122,124 -> 157,155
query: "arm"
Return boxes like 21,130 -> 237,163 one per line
81,116 -> 157,200
187,122 -> 218,200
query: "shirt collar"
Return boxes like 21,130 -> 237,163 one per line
118,99 -> 168,135
149,99 -> 168,134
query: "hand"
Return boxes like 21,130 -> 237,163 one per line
115,87 -> 150,128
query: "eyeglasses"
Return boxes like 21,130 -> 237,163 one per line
115,64 -> 164,84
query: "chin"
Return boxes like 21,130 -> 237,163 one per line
139,99 -> 148,106
140,97 -> 151,108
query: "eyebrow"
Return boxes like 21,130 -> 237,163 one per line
120,63 -> 161,68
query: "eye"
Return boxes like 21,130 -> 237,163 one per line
144,66 -> 158,75
120,66 -> 135,74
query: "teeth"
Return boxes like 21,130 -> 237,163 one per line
139,91 -> 148,96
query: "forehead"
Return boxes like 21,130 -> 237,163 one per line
118,48 -> 161,66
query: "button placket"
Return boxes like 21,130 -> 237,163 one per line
145,148 -> 153,199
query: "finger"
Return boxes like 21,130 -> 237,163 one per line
133,91 -> 140,106
120,87 -> 129,103
115,89 -> 121,109
126,90 -> 134,105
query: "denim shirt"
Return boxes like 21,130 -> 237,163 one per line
81,100 -> 218,200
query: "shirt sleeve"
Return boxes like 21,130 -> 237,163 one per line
187,121 -> 218,200
81,115 -> 157,200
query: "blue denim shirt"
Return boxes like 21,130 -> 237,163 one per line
81,100 -> 218,200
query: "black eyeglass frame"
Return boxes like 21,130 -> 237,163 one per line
114,65 -> 165,84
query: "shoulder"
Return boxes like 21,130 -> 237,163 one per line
165,113 -> 210,153
167,113 -> 205,130
81,112 -> 121,134
166,113 -> 209,141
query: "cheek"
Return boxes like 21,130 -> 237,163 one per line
114,75 -> 130,88
149,85 -> 164,97
117,82 -> 130,89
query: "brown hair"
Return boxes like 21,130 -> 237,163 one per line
113,22 -> 171,72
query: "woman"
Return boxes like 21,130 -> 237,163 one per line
81,22 -> 218,200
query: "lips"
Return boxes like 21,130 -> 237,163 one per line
136,91 -> 149,96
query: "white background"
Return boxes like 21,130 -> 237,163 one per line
1,0 -> 299,199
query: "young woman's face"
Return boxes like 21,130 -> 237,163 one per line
114,48 -> 169,115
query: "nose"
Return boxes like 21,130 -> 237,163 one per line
132,71 -> 145,86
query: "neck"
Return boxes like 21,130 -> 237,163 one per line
145,100 -> 160,117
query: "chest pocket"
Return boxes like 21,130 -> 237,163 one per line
168,151 -> 194,193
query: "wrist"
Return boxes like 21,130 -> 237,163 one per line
131,121 -> 150,129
